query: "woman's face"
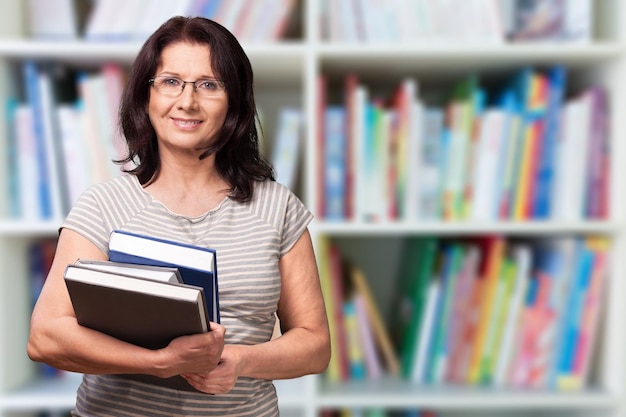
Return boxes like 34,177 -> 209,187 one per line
148,41 -> 228,158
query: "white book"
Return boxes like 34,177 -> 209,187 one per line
395,77 -> 421,221
77,73 -> 117,184
471,109 -> 507,221
564,0 -> 593,43
84,0 -> 127,40
404,97 -> 424,221
132,0 -> 194,41
26,0 -> 78,39
37,69 -> 67,219
418,108 -> 444,221
551,97 -> 589,220
57,104 -> 89,206
15,105 -> 40,221
271,108 -> 303,190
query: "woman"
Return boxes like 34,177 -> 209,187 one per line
27,16 -> 330,416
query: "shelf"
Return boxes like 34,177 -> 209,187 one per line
317,378 -> 619,410
0,40 -> 306,84
1,372 -> 82,411
0,220 -> 61,237
318,42 -> 625,78
311,220 -> 623,236
1,373 -> 310,412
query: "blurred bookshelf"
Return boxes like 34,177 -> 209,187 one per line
1,1 -> 625,417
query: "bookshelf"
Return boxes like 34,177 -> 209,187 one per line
0,1 -> 625,417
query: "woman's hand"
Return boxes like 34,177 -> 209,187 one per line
155,322 -> 226,378
180,344 -> 243,394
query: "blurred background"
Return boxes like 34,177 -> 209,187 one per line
0,1 -> 624,417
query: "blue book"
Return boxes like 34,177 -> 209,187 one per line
555,240 -> 594,384
22,60 -> 53,219
108,229 -> 219,323
324,106 -> 346,220
532,66 -> 567,218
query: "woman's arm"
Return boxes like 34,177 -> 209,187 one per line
183,229 -> 331,393
27,228 -> 225,378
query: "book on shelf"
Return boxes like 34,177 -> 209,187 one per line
343,298 -> 367,380
318,64 -> 609,223
445,244 -> 481,384
317,235 -> 342,381
108,229 -> 220,324
348,265 -> 400,377
270,107 -> 303,191
391,237 -> 438,380
22,61 -> 68,221
318,237 -> 400,381
353,293 -> 383,379
324,0 -> 504,43
323,106 -> 347,221
81,0 -> 296,42
425,243 -> 464,384
507,0 -> 593,43
376,235 -> 607,390
26,0 -> 79,40
11,62 -> 130,221
64,260 -> 209,392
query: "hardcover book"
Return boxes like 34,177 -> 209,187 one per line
64,262 -> 209,391
108,229 -> 220,323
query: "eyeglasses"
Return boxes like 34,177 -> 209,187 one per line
149,76 -> 226,97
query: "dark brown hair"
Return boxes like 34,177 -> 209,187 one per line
117,16 -> 274,202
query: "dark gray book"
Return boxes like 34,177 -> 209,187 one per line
64,262 -> 209,392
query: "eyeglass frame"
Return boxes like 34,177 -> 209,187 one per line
148,75 -> 227,97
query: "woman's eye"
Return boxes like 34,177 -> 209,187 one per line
163,78 -> 181,86
199,80 -> 219,90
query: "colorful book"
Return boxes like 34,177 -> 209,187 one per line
467,236 -> 506,384
353,294 -> 383,379
478,255 -> 516,384
444,244 -> 480,383
392,237 -> 438,379
316,235 -> 341,381
343,298 -> 367,380
271,107 -> 303,190
328,242 -> 350,380
324,106 -> 347,220
555,240 -> 595,389
440,74 -> 481,220
583,87 -> 609,219
349,266 -> 400,376
411,276 -> 440,383
531,66 -> 567,218
560,237 -> 609,390
493,244 -> 532,386
509,67 -> 549,220
425,243 -> 464,383
418,107 -> 444,221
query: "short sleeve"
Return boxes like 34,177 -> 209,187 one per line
279,189 -> 314,256
61,186 -> 110,255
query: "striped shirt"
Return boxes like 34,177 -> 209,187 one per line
62,174 -> 313,417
